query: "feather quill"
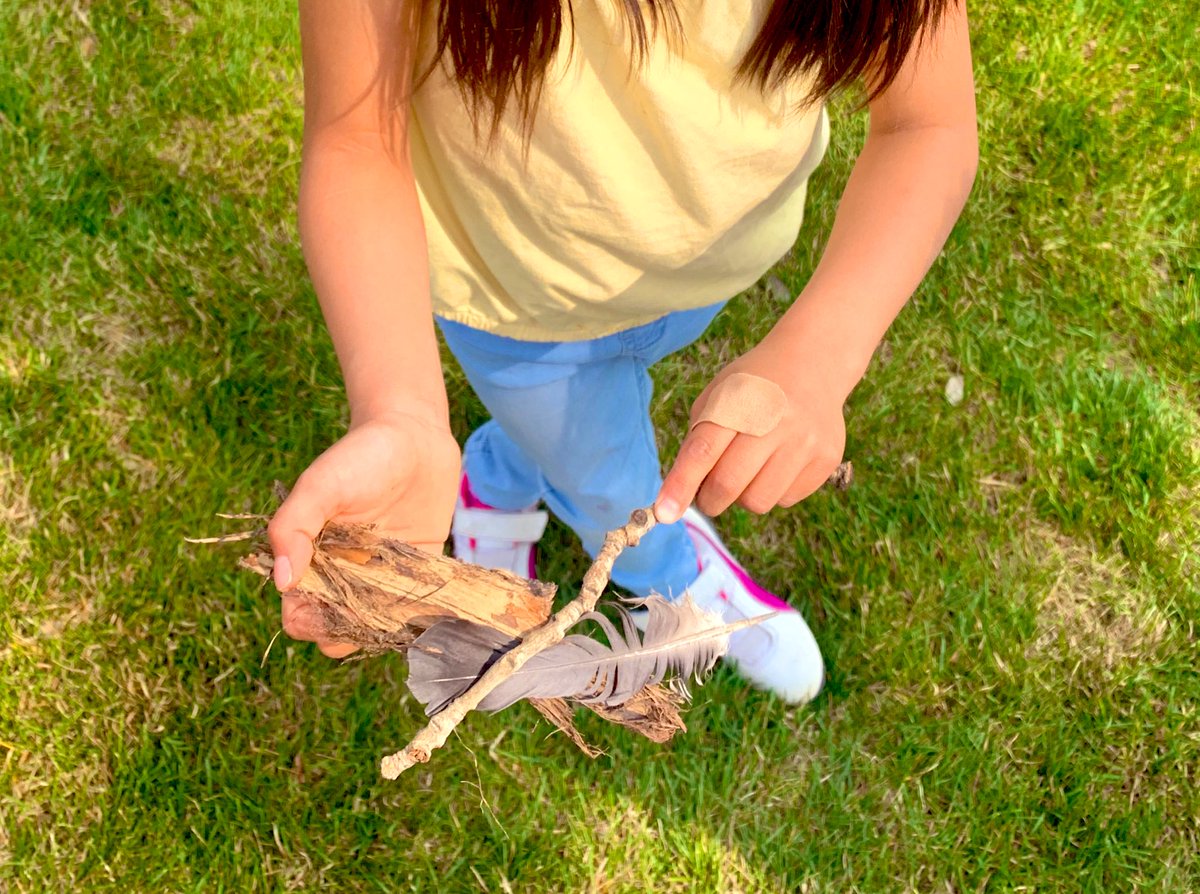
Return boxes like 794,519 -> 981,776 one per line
407,594 -> 769,715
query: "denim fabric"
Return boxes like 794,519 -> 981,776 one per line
437,302 -> 726,596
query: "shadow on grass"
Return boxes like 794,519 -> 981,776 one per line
72,643 -> 841,890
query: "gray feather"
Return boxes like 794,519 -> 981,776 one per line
405,620 -> 517,715
406,594 -> 733,715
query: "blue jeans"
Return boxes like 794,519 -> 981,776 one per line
437,303 -> 726,597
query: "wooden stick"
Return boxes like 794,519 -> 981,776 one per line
241,523 -> 555,640
380,506 -> 658,779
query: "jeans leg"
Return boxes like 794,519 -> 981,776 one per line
438,305 -> 723,596
460,420 -> 545,511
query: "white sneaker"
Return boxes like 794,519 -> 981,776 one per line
451,475 -> 549,579
680,508 -> 825,704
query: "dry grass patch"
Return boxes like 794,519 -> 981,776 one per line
0,340 -> 41,388
1023,522 -> 1168,671
152,93 -> 301,197
0,454 -> 35,564
84,312 -> 152,364
572,798 -> 786,894
4,293 -> 149,392
6,309 -> 175,499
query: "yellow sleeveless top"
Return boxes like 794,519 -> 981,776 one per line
409,0 -> 829,341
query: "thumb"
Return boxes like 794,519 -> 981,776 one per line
266,471 -> 335,591
655,421 -> 737,524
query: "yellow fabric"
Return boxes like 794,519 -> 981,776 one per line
409,0 -> 829,342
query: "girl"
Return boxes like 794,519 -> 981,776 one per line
267,0 -> 978,703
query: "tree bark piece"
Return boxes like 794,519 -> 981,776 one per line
528,698 -> 604,758
584,684 -> 686,744
240,521 -> 556,649
380,507 -> 659,779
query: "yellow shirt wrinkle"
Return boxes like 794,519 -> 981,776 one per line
410,0 -> 828,341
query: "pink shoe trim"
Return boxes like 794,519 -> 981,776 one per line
686,520 -> 793,613
459,475 -> 495,510
459,477 -> 484,552
458,474 -> 539,579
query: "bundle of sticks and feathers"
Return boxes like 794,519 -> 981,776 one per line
199,464 -> 850,780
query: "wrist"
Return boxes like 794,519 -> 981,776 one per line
766,283 -> 899,402
340,339 -> 447,432
349,394 -> 449,431
761,318 -> 871,406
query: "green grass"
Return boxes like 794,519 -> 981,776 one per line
2,1 -> 1197,891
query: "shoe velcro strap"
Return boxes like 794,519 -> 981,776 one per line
452,507 -> 550,543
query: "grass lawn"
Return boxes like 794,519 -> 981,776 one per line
1,1 -> 1197,891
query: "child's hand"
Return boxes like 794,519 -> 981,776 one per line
656,340 -> 847,523
267,411 -> 461,657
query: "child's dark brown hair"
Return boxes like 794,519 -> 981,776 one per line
421,0 -> 956,132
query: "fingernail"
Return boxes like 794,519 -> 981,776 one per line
273,556 -> 293,590
656,498 -> 681,524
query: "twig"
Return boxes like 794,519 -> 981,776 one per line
184,530 -> 261,544
380,506 -> 658,779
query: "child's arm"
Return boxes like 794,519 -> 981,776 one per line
268,0 -> 460,655
657,0 -> 978,522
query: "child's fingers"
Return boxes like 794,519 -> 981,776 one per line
737,451 -> 800,514
267,470 -> 336,590
316,641 -> 360,659
781,456 -> 844,506
656,421 -> 737,523
281,594 -> 359,658
694,434 -> 775,517
270,484 -> 362,656
281,593 -> 324,640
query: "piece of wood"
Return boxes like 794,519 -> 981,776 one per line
528,698 -> 604,758
240,522 -> 555,646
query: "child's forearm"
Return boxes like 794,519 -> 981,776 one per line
767,121 -> 978,399
655,121 -> 976,521
298,135 -> 448,427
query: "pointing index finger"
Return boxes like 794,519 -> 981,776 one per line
655,421 -> 737,524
